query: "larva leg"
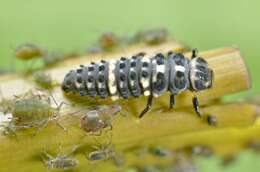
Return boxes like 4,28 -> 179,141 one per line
139,94 -> 154,118
169,94 -> 175,109
191,48 -> 198,59
192,96 -> 202,117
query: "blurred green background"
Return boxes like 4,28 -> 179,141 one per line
0,0 -> 260,171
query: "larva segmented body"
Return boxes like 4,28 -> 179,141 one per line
62,49 -> 214,118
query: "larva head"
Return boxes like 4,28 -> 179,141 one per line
189,57 -> 214,91
61,70 -> 79,94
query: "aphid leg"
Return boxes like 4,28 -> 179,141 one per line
34,119 -> 50,136
55,120 -> 68,132
169,94 -> 176,109
191,48 -> 198,59
192,96 -> 202,117
139,94 -> 154,118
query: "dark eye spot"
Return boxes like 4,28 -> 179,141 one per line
77,69 -> 83,73
196,57 -> 207,65
119,63 -> 126,69
100,88 -> 105,92
130,72 -> 136,80
196,65 -> 207,73
156,53 -> 164,58
120,73 -> 126,81
174,77 -> 186,89
88,76 -> 94,82
120,57 -> 126,61
101,60 -> 106,63
194,80 -> 206,90
142,71 -> 148,78
143,62 -> 149,67
156,58 -> 164,65
99,65 -> 105,71
196,72 -> 208,82
176,71 -> 184,78
88,66 -> 94,71
132,56 -> 137,59
173,54 -> 185,65
77,76 -> 82,83
91,62 -> 95,65
155,72 -> 165,91
66,80 -> 72,85
130,61 -> 136,67
98,75 -> 105,82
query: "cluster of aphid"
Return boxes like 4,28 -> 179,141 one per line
128,145 -> 214,172
15,43 -> 79,67
62,49 -> 214,118
87,28 -> 169,53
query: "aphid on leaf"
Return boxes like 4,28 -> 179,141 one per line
15,43 -> 45,60
4,91 -> 66,135
33,71 -> 57,89
81,104 -> 121,135
133,28 -> 168,45
41,146 -> 79,170
62,49 -> 214,119
87,141 -> 124,166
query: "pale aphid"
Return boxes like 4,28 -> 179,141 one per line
80,104 -> 122,135
33,71 -> 57,90
41,146 -> 79,170
87,141 -> 124,167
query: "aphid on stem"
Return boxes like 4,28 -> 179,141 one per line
87,32 -> 120,53
3,90 -> 67,136
41,145 -> 79,170
33,71 -> 58,90
80,104 -> 122,135
87,138 -> 124,167
15,43 -> 46,60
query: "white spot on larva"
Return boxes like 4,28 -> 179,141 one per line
111,96 -> 119,101
144,90 -> 150,96
110,86 -> 117,94
175,65 -> 185,72
156,64 -> 165,73
153,93 -> 159,97
142,80 -> 149,88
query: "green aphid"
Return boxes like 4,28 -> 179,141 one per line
33,71 -> 57,89
4,91 -> 66,135
15,43 -> 45,60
